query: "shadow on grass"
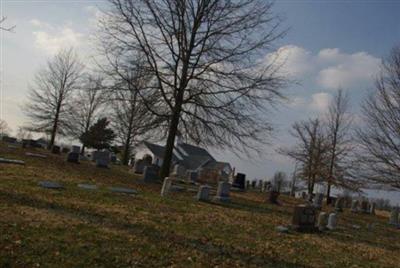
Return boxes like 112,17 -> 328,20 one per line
0,189 -> 301,267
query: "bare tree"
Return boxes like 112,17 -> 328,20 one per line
65,75 -> 106,154
357,46 -> 400,189
101,0 -> 287,178
0,16 -> 15,32
280,118 -> 329,195
16,126 -> 33,140
324,89 -> 355,204
24,48 -> 84,149
0,119 -> 11,136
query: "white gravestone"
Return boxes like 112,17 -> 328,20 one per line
327,213 -> 337,230
196,185 -> 211,201
351,199 -> 359,213
317,212 -> 328,231
213,181 -> 231,202
161,177 -> 173,197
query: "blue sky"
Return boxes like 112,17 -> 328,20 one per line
1,0 -> 400,181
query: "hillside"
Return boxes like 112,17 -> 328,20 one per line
1,142 -> 400,267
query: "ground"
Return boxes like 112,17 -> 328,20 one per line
1,142 -> 400,268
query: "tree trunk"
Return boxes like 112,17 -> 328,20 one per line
160,107 -> 181,179
48,106 -> 60,150
122,135 -> 131,166
326,182 -> 332,204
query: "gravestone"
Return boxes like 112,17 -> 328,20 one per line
108,186 -> 137,195
26,152 -> 47,158
317,212 -> 328,231
161,177 -> 173,197
268,190 -> 280,204
335,197 -> 344,212
360,200 -> 369,213
246,180 -> 250,189
369,202 -> 376,215
96,151 -> 110,168
313,193 -> 324,209
233,173 -> 246,189
110,154 -> 117,163
78,184 -> 97,190
72,145 -> 81,154
189,171 -> 198,182
91,150 -> 103,162
257,180 -> 263,190
292,205 -> 317,232
133,159 -> 146,174
251,180 -> 256,189
143,165 -> 160,183
38,181 -> 64,190
66,152 -> 80,163
0,158 -> 25,165
327,213 -> 337,230
389,207 -> 399,225
213,181 -> 231,202
196,185 -> 211,201
52,145 -> 61,154
351,199 -> 359,213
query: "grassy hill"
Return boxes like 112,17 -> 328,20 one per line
1,142 -> 400,267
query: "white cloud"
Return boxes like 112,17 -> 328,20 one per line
31,20 -> 83,55
310,92 -> 332,112
316,51 -> 381,89
267,45 -> 381,90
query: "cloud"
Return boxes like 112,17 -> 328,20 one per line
33,27 -> 83,55
316,51 -> 381,89
310,92 -> 332,112
267,45 -> 381,90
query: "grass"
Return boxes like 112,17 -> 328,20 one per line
1,142 -> 400,267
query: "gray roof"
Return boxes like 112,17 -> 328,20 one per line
143,142 -> 217,170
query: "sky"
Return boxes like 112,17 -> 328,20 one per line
1,0 -> 400,186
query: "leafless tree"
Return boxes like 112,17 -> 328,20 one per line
100,0 -> 287,178
16,126 -> 33,140
0,119 -> 11,136
24,48 -> 84,149
105,54 -> 160,165
271,171 -> 287,192
0,16 -> 15,32
280,118 -> 330,195
324,89 -> 356,203
65,75 -> 106,154
357,46 -> 400,189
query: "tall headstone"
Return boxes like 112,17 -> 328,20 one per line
251,180 -> 256,189
317,212 -> 328,231
351,199 -> 359,213
389,207 -> 399,225
196,185 -> 211,201
66,152 -> 80,163
143,165 -> 160,183
313,193 -> 324,209
72,145 -> 81,154
369,202 -> 376,215
161,177 -> 173,197
360,200 -> 369,213
96,151 -> 110,168
327,213 -> 337,230
246,180 -> 250,189
233,173 -> 246,189
213,181 -> 231,202
335,197 -> 344,212
292,205 -> 317,232
133,159 -> 145,174
257,180 -> 263,190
